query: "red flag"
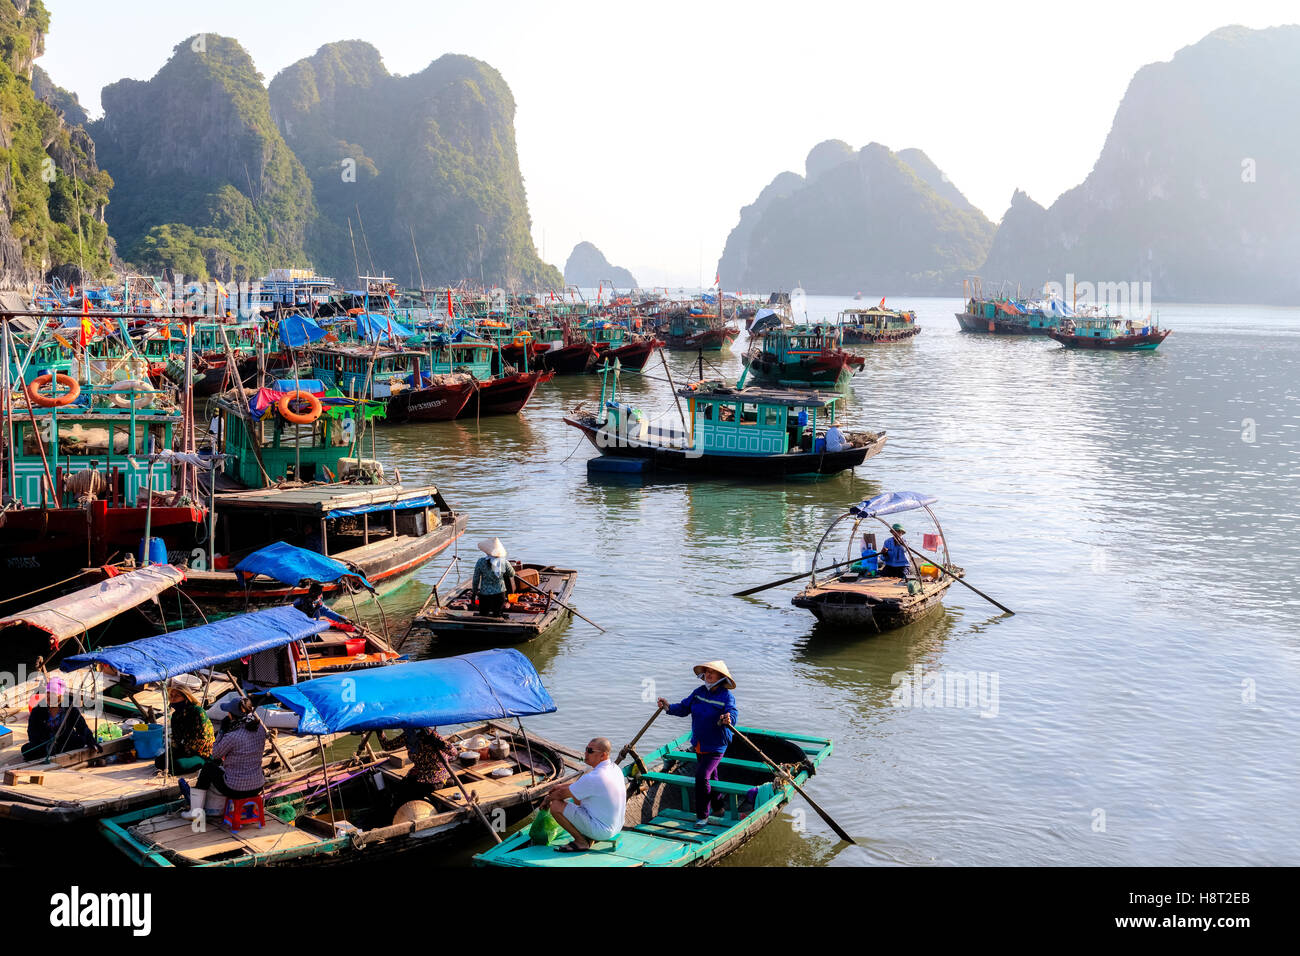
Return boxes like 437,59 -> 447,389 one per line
923,533 -> 941,551
78,316 -> 93,347
879,296 -> 886,309
446,289 -> 454,319
715,272 -> 721,288
597,282 -> 603,303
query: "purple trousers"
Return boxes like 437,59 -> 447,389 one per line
695,751 -> 726,819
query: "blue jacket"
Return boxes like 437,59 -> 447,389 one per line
881,537 -> 909,568
666,683 -> 738,754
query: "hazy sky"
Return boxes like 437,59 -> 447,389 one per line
39,0 -> 1298,287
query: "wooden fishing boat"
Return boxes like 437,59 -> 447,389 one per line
474,725 -> 833,867
566,374 -> 886,479
954,278 -> 1061,335
742,324 -> 864,389
99,651 -> 581,866
409,563 -> 577,643
0,607 -> 353,824
792,491 -> 961,633
593,335 -> 664,371
459,369 -> 554,417
663,314 -> 739,352
178,484 -> 466,620
1047,317 -> 1170,351
838,306 -> 921,345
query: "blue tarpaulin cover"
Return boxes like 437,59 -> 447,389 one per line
60,606 -> 328,687
850,491 -> 938,518
322,494 -> 438,519
269,649 -> 557,734
355,312 -> 412,343
278,315 -> 327,348
234,542 -> 373,590
273,379 -> 325,393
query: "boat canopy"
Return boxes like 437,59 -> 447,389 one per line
268,648 -> 557,734
850,491 -> 938,518
0,565 -> 185,649
355,312 -> 412,342
234,542 -> 374,591
60,606 -> 329,688
277,315 -> 327,348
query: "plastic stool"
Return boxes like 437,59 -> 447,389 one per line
222,794 -> 265,831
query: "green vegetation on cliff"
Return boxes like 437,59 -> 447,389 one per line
0,0 -> 114,286
270,40 -> 560,290
91,34 -> 317,281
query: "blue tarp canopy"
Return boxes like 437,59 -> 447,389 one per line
60,606 -> 328,687
355,312 -> 412,343
234,542 -> 373,590
278,315 -> 327,348
269,649 -> 557,734
323,494 -> 439,519
850,491 -> 938,518
273,379 -> 325,393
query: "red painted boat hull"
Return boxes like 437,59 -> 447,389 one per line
459,371 -> 554,417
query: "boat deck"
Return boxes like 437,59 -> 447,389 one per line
126,809 -> 322,864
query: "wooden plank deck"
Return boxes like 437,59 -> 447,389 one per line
129,810 -> 323,862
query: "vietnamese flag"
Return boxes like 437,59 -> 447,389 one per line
447,288 -> 454,319
879,296 -> 886,309
923,533 -> 941,551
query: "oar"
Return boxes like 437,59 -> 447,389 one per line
514,576 -> 606,633
615,703 -> 665,774
728,724 -> 856,846
899,542 -> 1014,615
732,556 -> 862,597
437,750 -> 502,844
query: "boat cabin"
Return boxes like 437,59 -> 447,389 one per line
311,346 -> 422,399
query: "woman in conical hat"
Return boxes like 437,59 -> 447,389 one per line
472,537 -> 515,617
657,660 -> 741,827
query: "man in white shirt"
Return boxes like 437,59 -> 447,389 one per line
824,423 -> 848,452
546,737 -> 626,852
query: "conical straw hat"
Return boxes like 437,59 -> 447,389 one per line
477,537 -> 507,558
693,660 -> 736,690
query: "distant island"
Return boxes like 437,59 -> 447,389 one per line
564,241 -> 637,289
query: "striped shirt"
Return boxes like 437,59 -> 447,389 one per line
212,723 -> 267,792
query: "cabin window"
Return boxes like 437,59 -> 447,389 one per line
718,404 -> 737,423
740,403 -> 758,424
701,403 -> 715,422
762,407 -> 782,428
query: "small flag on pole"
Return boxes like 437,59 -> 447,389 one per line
923,533 -> 941,551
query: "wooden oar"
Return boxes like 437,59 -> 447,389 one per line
728,724 -> 856,846
616,703 -> 665,773
731,556 -> 862,597
514,576 -> 606,633
437,750 -> 502,844
899,542 -> 1014,615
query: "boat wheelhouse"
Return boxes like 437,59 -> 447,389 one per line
565,372 -> 886,479
838,306 -> 921,345
309,344 -> 475,423
741,323 -> 864,389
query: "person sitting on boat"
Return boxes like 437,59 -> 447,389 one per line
22,677 -> 96,761
472,537 -> 515,617
545,737 -> 626,852
658,661 -> 740,827
399,727 -> 458,801
824,423 -> 848,452
292,583 -> 355,631
879,524 -> 911,579
157,683 -> 215,775
180,699 -> 267,820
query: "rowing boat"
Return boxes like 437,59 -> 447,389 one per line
474,725 -> 832,867
409,563 -> 577,643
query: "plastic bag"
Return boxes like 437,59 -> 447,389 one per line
528,807 -> 563,846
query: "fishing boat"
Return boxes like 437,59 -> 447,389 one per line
838,304 -> 921,345
99,650 -> 582,866
0,607 -> 351,824
178,484 -> 466,619
954,278 -> 1064,335
474,725 -> 833,867
564,372 -> 886,479
421,331 -> 553,417
742,322 -> 864,389
409,563 -> 577,643
310,343 -> 475,424
792,491 -> 961,632
1047,316 -> 1171,351
662,311 -> 740,351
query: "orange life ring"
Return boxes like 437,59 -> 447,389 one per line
27,373 -> 80,407
277,390 -> 322,424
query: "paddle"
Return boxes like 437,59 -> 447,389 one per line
727,723 -> 856,846
731,556 -> 862,597
437,750 -> 502,844
514,575 -> 606,633
898,541 -> 1014,616
616,703 -> 665,776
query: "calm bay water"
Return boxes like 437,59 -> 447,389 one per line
10,297 -> 1297,868
362,296 -> 1300,866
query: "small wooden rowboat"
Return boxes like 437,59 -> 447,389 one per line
792,491 -> 960,634
409,564 -> 577,643
474,725 -> 833,867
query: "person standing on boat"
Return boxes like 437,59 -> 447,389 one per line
658,661 -> 739,827
545,736 -> 626,852
879,524 -> 911,578
472,537 -> 515,617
